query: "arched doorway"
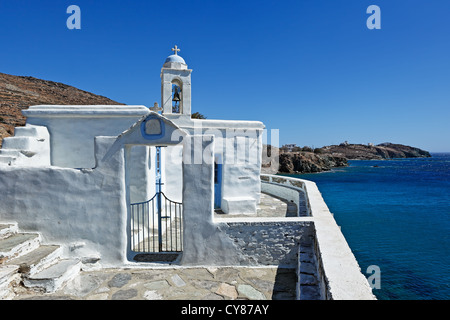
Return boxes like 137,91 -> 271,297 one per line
114,112 -> 186,262
129,146 -> 183,262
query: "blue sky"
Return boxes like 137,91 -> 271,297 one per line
1,0 -> 449,152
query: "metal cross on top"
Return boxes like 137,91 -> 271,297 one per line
172,45 -> 180,55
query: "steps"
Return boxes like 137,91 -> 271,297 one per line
0,222 -> 81,299
0,233 -> 41,263
0,124 -> 50,166
23,259 -> 81,293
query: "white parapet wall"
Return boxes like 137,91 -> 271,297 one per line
260,175 -> 311,216
260,174 -> 376,300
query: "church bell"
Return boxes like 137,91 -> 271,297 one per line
172,86 -> 181,102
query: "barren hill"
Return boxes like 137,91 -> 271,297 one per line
0,72 -> 124,146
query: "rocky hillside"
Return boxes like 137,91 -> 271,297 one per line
321,142 -> 431,160
0,72 -> 124,146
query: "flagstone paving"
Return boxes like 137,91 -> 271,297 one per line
13,266 -> 297,300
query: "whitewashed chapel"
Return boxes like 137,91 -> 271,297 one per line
0,47 -> 267,265
0,47 -> 375,300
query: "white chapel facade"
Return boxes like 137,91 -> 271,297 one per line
0,46 -> 266,265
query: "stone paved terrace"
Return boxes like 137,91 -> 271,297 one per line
12,266 -> 299,300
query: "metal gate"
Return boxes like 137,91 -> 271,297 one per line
130,192 -> 183,252
130,147 -> 183,253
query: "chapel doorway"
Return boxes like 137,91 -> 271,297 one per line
129,146 -> 183,262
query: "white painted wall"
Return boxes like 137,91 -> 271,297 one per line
23,105 -> 150,168
0,137 -> 128,266
180,134 -> 241,265
162,117 -> 265,214
261,182 -> 307,217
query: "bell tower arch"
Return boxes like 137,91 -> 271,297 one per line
161,45 -> 192,117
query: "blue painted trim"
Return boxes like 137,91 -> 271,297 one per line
140,116 -> 165,140
156,146 -> 163,251
214,163 -> 223,209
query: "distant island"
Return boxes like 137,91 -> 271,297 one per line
262,142 -> 431,174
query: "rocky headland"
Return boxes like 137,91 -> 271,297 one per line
321,142 -> 431,160
263,143 -> 431,174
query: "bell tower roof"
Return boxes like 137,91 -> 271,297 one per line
164,54 -> 186,64
163,45 -> 187,70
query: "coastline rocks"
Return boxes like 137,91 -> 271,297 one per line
278,152 -> 348,174
271,142 -> 431,174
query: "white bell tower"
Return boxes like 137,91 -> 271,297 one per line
161,45 -> 192,118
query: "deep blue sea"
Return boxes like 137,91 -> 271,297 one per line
285,153 -> 450,300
